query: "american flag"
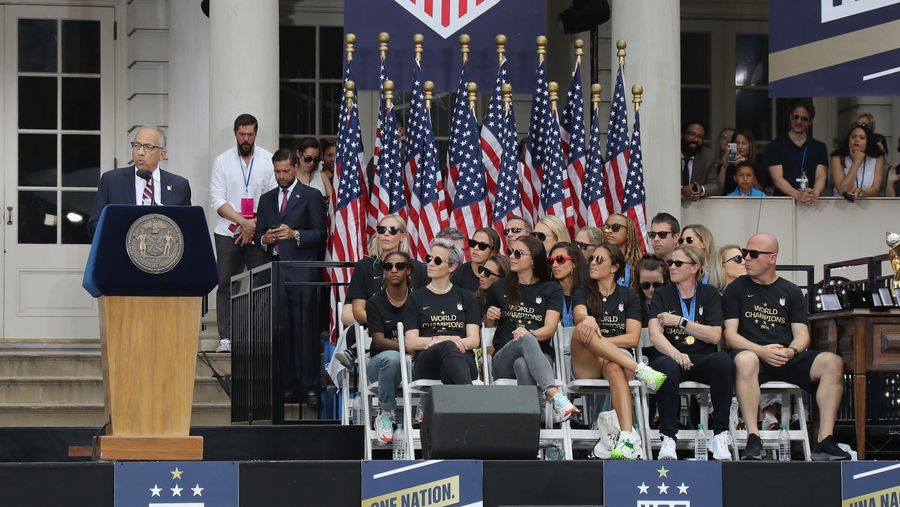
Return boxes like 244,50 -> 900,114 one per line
521,60 -> 550,224
447,63 -> 490,257
479,59 -> 508,209
541,105 -> 569,226
623,101 -> 649,253
582,95 -> 609,227
491,101 -> 522,247
561,60 -> 588,234
406,59 -> 448,260
368,61 -> 390,239
380,94 -> 407,218
604,62 -> 630,214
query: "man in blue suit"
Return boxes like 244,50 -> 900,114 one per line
255,148 -> 327,407
88,126 -> 192,237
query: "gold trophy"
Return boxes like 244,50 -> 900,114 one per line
887,231 -> 900,290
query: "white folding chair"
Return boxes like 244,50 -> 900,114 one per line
645,380 -> 716,457
729,381 -> 812,461
396,322 -> 442,459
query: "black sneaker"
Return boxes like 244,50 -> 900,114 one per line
812,435 -> 851,461
741,433 -> 764,460
334,347 -> 357,368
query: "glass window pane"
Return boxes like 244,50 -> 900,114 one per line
319,83 -> 342,136
62,78 -> 100,130
19,134 -> 57,187
735,34 -> 768,87
280,82 -> 315,136
681,32 -> 711,86
431,94 -> 453,138
19,190 -> 57,244
19,76 -> 57,129
319,27 -> 343,79
62,134 -> 100,187
736,89 -> 772,142
18,19 -> 57,73
280,26 -> 315,79
61,191 -> 93,244
681,88 -> 710,136
62,20 -> 100,74
279,136 -> 299,152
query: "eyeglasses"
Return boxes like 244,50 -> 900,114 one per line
424,254 -> 445,266
648,231 -> 673,239
639,281 -> 665,290
130,142 -> 162,152
468,239 -> 492,251
547,255 -> 575,266
376,225 -> 401,235
684,130 -> 704,140
741,248 -> 775,259
529,231 -> 550,242
302,155 -> 320,164
678,237 -> 697,245
477,265 -> 500,278
603,223 -> 626,233
665,259 -> 694,268
588,255 -> 606,265
504,227 -> 524,235
382,262 -> 409,272
791,114 -> 810,123
507,248 -> 531,259
575,241 -> 599,251
722,254 -> 744,265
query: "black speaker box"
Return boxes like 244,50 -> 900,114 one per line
421,385 -> 541,459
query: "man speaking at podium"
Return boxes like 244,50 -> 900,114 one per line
88,126 -> 192,237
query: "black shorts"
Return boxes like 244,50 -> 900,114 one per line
730,349 -> 823,393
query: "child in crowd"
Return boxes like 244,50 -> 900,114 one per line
726,162 -> 766,197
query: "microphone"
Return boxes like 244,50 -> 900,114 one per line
136,169 -> 156,205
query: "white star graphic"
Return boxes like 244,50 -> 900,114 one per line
170,468 -> 183,480
192,484 -> 204,496
678,482 -> 690,494
637,482 -> 649,495
171,485 -> 183,497
657,466 -> 669,477
657,482 -> 669,494
149,485 -> 161,497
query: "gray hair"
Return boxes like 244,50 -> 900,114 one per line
435,227 -> 465,242
132,126 -> 167,148
429,237 -> 463,267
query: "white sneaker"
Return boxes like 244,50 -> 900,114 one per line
551,393 -> 579,422
215,338 -> 231,353
709,431 -> 733,461
658,435 -> 677,460
610,430 -> 644,460
635,362 -> 666,394
375,411 -> 394,444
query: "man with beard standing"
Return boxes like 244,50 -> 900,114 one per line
680,121 -> 719,201
209,114 -> 277,352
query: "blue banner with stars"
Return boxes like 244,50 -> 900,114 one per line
604,461 -> 722,507
114,461 -> 238,507
842,461 -> 900,506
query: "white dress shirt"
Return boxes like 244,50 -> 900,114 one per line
133,166 -> 162,205
209,145 -> 277,236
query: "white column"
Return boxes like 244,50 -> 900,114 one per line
168,1 -> 210,217
208,0 -> 280,163
611,0 -> 681,222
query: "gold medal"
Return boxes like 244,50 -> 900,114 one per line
685,335 -> 695,345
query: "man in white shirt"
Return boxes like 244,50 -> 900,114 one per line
209,114 -> 277,352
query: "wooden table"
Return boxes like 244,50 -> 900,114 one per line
809,309 -> 900,459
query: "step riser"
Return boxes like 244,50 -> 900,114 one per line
0,356 -> 231,378
0,380 -> 229,404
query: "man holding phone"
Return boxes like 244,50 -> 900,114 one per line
680,121 -> 719,201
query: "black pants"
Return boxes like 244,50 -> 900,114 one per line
413,341 -> 477,384
214,233 -> 268,340
650,351 -> 734,439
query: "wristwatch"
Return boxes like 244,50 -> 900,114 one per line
679,317 -> 688,328
788,346 -> 800,357
293,230 -> 301,246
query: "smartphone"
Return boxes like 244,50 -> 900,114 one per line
842,191 -> 857,202
727,143 -> 738,163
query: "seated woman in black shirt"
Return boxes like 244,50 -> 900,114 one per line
573,243 -> 667,460
484,235 -> 578,421
548,242 -> 589,328
648,244 -> 733,461
475,254 -> 510,318
452,227 -> 502,293
403,238 -> 481,388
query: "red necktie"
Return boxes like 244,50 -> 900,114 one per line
142,177 -> 154,205
274,188 -> 288,256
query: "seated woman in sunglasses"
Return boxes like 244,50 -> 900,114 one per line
635,255 -> 670,327
451,227 -> 502,293
574,226 -> 604,259
678,224 -> 720,287
603,214 -> 643,288
484,236 -> 579,420
573,243 -> 668,459
476,254 -> 510,317
531,215 -> 570,255
717,244 -> 746,293
648,245 -> 733,460
365,251 -> 414,443
548,242 -> 590,327
403,238 -> 481,390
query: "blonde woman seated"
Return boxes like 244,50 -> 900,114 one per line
530,215 -> 570,255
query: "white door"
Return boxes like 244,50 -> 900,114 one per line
2,5 -> 115,339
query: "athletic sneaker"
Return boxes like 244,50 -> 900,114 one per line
635,362 -> 667,394
812,435 -> 851,461
708,431 -> 733,461
762,411 -> 780,431
215,338 -> 231,353
741,433 -> 765,460
610,430 -> 643,460
333,347 -> 357,368
657,435 -> 677,460
375,411 -> 395,444
414,404 -> 425,425
551,393 -> 579,422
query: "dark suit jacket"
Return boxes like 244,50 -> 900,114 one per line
254,180 -> 327,282
88,166 -> 192,237
683,148 -> 720,197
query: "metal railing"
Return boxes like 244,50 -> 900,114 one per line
776,264 -> 816,314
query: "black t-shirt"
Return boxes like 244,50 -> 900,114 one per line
722,275 -> 808,347
451,262 -> 480,293
764,133 -> 828,196
486,280 -> 563,355
572,285 -> 642,338
347,256 -> 429,304
402,285 -> 480,339
365,291 -> 407,354
649,284 -> 724,355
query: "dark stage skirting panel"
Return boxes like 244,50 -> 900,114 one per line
0,463 -> 113,506
722,461 -> 842,507
483,460 -> 604,506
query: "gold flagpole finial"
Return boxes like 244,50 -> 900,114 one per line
591,83 -> 602,111
616,39 -> 627,66
536,35 -> 548,62
460,34 -> 471,64
384,79 -> 394,109
496,34 -> 507,63
413,33 -> 425,61
502,83 -> 512,113
632,84 -> 643,111
467,82 -> 478,109
548,81 -> 559,112
424,80 -> 435,110
378,32 -> 390,61
345,80 -> 356,107
574,39 -> 584,64
345,33 -> 357,62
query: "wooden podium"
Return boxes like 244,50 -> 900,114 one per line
83,205 -> 218,460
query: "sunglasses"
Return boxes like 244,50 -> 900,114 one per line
504,227 -> 524,235
477,265 -> 500,278
678,237 -> 697,245
382,261 -> 409,272
376,225 -> 401,235
302,155 -> 320,164
575,241 -> 599,251
665,259 -> 694,268
791,114 -> 810,122
588,255 -> 606,265
547,255 -> 575,266
741,248 -> 775,259
722,254 -> 744,265
529,231 -> 550,242
639,281 -> 665,290
648,231 -> 673,239
603,223 -> 626,233
507,248 -> 531,259
468,239 -> 492,251
424,254 -> 445,266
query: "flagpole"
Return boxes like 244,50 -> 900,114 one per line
467,82 -> 478,112
575,38 -> 583,65
459,33 -> 470,64
617,39 -> 626,68
496,34 -> 506,66
413,32 -> 424,62
536,34 -> 547,64
632,84 -> 643,112
548,81 -> 559,114
502,83 -> 512,114
424,80 -> 434,119
346,33 -> 356,63
345,80 -> 356,119
379,32 -> 389,62
592,83 -> 602,113
385,79 -> 394,110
